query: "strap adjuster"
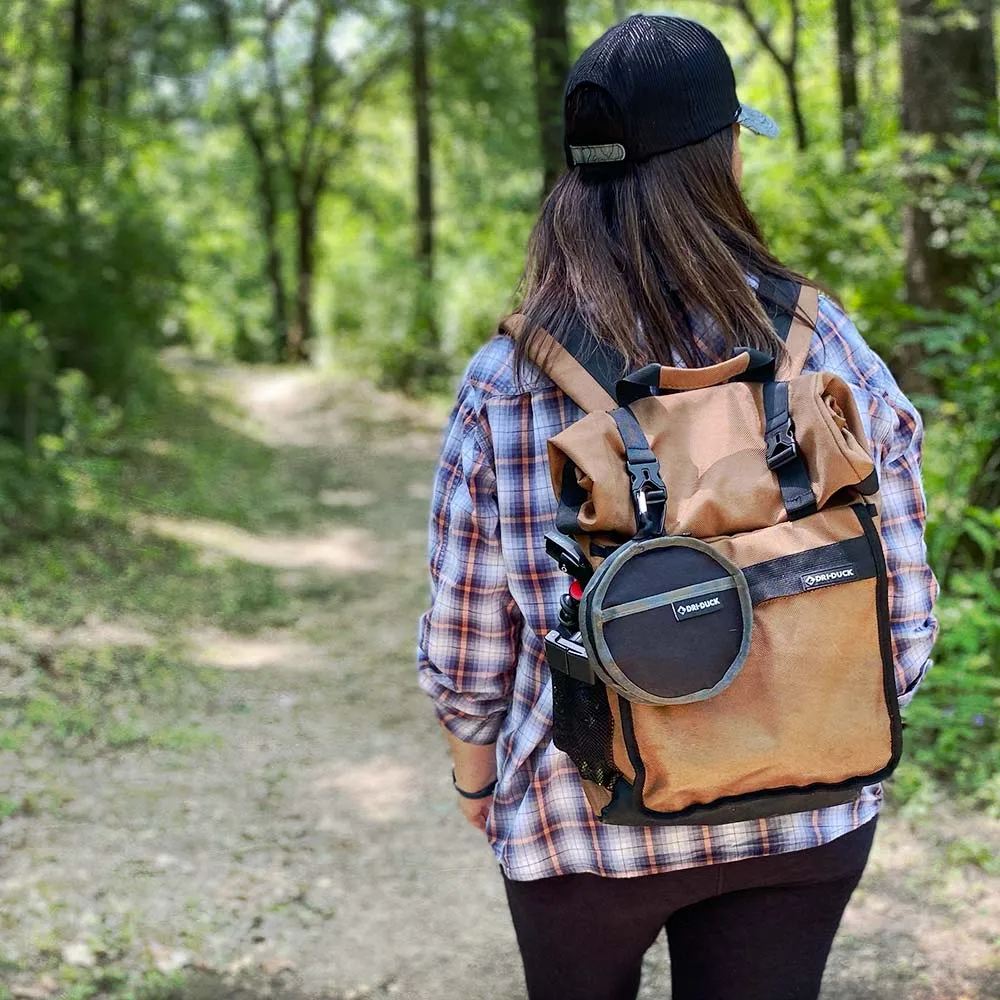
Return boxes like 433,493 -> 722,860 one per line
765,419 -> 798,470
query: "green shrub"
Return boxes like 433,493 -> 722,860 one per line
0,115 -> 180,535
903,571 -> 1000,799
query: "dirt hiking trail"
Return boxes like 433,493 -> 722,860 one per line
1,362 -> 999,1000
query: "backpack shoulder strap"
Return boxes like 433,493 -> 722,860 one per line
499,313 -> 618,413
783,284 -> 820,378
757,276 -> 820,379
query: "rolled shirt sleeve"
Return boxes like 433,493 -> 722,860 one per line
416,379 -> 521,744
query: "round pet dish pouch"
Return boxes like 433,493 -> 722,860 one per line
580,536 -> 752,706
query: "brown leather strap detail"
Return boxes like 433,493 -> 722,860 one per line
499,314 -> 616,413
780,284 -> 820,378
656,352 -> 752,391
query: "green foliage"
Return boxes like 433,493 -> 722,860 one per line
0,126 -> 179,406
0,641 -> 224,754
889,136 -> 1000,802
49,965 -> 188,1000
943,836 -> 1000,875
903,571 -> 1000,800
0,111 -> 180,538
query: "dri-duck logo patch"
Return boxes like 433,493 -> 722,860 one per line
801,566 -> 856,590
672,595 -> 723,621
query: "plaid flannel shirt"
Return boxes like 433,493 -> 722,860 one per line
416,292 -> 938,881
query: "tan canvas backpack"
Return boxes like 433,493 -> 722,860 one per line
501,279 -> 901,826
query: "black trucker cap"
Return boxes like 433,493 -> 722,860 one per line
564,14 -> 779,167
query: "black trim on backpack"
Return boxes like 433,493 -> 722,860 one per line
743,535 -> 876,604
855,468 -> 880,496
589,540 -> 623,559
600,775 -> 861,827
854,502 -> 904,773
607,503 -> 903,827
556,461 -> 587,534
615,363 -> 663,405
729,347 -> 778,383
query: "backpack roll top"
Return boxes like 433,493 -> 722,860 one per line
547,371 -> 876,541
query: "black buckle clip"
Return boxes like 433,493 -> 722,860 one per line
627,460 -> 667,533
628,460 -> 664,496
765,419 -> 798,471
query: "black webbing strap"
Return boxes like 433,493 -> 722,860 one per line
562,323 -> 627,400
757,275 -> 800,343
546,324 -> 626,533
610,406 -> 666,538
762,380 -> 817,520
758,276 -> 815,520
556,461 -> 586,534
615,363 -> 662,405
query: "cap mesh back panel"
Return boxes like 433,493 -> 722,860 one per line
551,672 -> 620,790
565,15 -> 740,160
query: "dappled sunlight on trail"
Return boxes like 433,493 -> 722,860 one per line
313,756 -> 421,824
189,629 -> 330,672
134,515 -> 380,573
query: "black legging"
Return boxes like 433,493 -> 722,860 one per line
503,818 -> 876,1000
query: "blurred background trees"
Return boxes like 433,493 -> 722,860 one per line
0,0 -> 997,804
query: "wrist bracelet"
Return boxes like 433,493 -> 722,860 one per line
452,769 -> 497,800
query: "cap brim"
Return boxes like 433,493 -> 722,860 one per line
737,105 -> 779,139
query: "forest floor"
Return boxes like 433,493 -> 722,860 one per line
1,357 -> 999,1000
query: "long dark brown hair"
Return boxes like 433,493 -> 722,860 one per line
513,85 -> 814,380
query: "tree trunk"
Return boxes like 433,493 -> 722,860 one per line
898,0 -> 997,392
899,0 -> 996,312
68,0 -> 86,160
244,118 -> 289,361
834,0 -> 861,168
290,198 -> 315,362
19,2 -> 41,134
210,0 -> 291,360
94,0 -> 113,164
734,0 -> 808,151
409,0 -> 438,346
862,0 -> 881,103
781,61 -> 809,152
530,0 -> 569,198
900,0 -> 996,144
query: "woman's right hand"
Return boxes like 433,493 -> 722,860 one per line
457,792 -> 493,833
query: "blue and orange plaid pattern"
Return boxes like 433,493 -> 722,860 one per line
417,293 -> 939,882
